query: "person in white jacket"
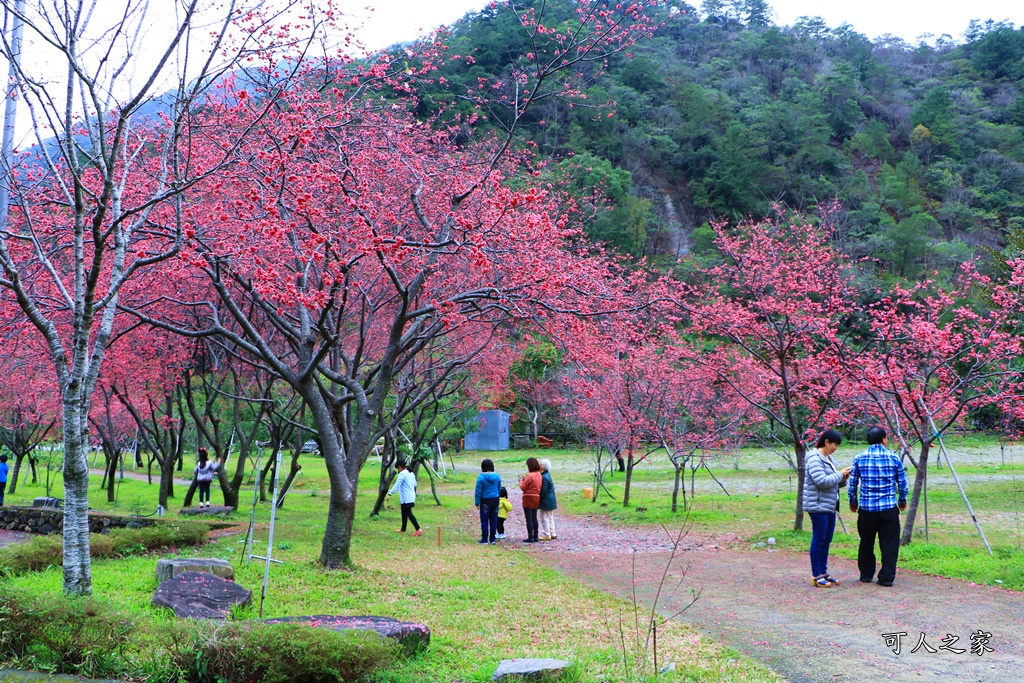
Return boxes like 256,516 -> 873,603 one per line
387,459 -> 422,536
194,448 -> 223,508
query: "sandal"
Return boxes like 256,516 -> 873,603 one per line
811,577 -> 832,588
824,574 -> 840,586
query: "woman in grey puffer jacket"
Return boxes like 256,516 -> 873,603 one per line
804,429 -> 851,588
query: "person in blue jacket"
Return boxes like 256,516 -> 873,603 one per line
474,458 -> 502,544
0,454 -> 8,506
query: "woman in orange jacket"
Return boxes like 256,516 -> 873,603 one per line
518,457 -> 542,543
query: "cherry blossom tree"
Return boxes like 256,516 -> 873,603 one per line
0,0 -> 321,594
126,1 -> 661,568
846,261 -> 1024,544
679,211 -> 854,530
651,359 -> 759,513
0,341 -> 59,494
509,339 -> 565,444
89,382 -> 137,503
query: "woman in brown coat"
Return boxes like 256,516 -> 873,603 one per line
518,457 -> 542,543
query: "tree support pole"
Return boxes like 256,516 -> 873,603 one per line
255,447 -> 284,617
242,449 -> 262,567
926,412 -> 991,556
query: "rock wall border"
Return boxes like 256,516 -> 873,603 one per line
0,508 -> 157,535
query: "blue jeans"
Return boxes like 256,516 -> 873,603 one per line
479,497 -> 499,542
809,511 -> 836,577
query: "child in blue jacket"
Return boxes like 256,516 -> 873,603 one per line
474,459 -> 502,544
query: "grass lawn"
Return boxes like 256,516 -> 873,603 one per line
5,434 -> 1020,680
1,454 -> 780,683
523,437 -> 1024,591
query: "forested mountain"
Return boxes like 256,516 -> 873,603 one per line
409,0 -> 1024,278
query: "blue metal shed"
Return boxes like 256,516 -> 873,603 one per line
464,410 -> 510,451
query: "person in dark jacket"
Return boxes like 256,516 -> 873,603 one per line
518,457 -> 542,543
804,429 -> 851,587
538,458 -> 558,540
475,458 -> 502,544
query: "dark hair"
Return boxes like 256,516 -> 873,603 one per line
816,429 -> 843,449
0,454 -> 6,463
866,426 -> 887,445
395,458 -> 408,470
526,457 -> 541,473
499,487 -> 508,498
198,448 -> 209,464
481,458 -> 494,472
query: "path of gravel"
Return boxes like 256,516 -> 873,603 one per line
515,503 -> 1024,683
474,465 -> 1022,682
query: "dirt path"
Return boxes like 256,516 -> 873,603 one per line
88,468 -> 192,487
521,509 -> 1022,683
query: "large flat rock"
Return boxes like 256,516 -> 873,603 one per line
264,615 -> 430,655
491,658 -> 571,681
151,571 -> 251,620
155,558 -> 234,583
179,505 -> 233,517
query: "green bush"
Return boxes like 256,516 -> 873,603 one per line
0,590 -> 134,678
0,588 -> 401,683
162,622 -> 400,683
0,520 -> 208,574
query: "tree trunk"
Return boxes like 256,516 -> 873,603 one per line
259,452 -> 277,502
7,453 -> 24,494
61,401 -> 92,596
792,441 -> 807,531
425,464 -> 441,506
104,449 -> 117,503
370,439 -> 397,518
275,451 -> 302,508
320,495 -> 356,568
229,446 -> 249,501
671,463 -> 683,513
158,454 -> 176,509
622,436 -> 636,507
900,441 -> 930,545
217,466 -> 239,509
183,479 -> 199,508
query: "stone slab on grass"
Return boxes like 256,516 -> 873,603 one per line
155,558 -> 235,583
151,571 -> 251,620
179,505 -> 233,517
263,615 -> 430,655
491,658 -> 571,682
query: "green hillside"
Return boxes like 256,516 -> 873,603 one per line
410,1 -> 1024,276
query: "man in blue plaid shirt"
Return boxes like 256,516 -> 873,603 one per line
848,426 -> 908,586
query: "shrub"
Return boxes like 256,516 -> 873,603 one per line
0,520 -> 208,574
0,589 -> 402,683
0,589 -> 134,678
168,622 -> 401,683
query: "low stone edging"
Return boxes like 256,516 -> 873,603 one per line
0,507 -> 157,535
